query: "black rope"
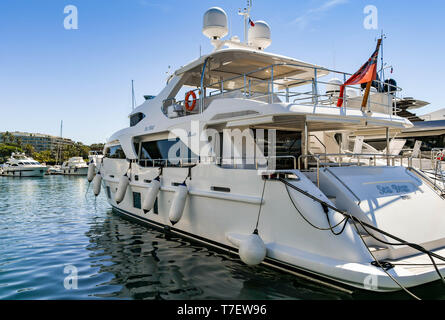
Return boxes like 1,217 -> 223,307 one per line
352,215 -> 445,285
284,183 -> 349,235
347,213 -> 421,300
278,177 -> 445,288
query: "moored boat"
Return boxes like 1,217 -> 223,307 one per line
0,152 -> 48,177
92,6 -> 445,294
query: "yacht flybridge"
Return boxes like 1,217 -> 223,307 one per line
90,6 -> 445,294
1,152 -> 48,177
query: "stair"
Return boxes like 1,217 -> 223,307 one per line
368,245 -> 390,261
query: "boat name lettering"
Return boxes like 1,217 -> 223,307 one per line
376,184 -> 410,195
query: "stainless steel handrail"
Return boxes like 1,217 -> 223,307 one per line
134,155 -> 297,170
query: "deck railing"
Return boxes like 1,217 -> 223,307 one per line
164,63 -> 403,117
134,155 -> 297,170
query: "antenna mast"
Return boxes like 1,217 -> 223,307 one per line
238,0 -> 252,44
379,30 -> 387,82
131,80 -> 136,110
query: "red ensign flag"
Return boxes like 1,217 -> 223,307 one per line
337,39 -> 382,107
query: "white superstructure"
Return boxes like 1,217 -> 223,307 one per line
92,6 -> 445,294
1,152 -> 48,177
61,157 -> 88,176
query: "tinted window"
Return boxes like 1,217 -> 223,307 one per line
130,112 -> 145,127
140,138 -> 197,167
133,192 -> 141,209
105,145 -> 126,159
219,130 -> 301,170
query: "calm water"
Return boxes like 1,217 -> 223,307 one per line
0,175 -> 444,300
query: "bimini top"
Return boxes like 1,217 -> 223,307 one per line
174,48 -> 330,90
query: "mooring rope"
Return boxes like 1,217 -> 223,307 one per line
278,177 -> 445,299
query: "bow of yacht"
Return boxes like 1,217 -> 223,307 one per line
90,7 -> 445,293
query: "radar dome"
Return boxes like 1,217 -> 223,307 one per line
248,21 -> 271,50
202,7 -> 228,40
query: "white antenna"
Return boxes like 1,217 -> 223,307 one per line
131,80 -> 136,110
378,30 -> 387,82
238,0 -> 253,44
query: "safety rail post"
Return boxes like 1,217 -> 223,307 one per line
313,68 -> 318,106
270,65 -> 274,103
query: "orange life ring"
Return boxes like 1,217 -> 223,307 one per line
185,91 -> 197,111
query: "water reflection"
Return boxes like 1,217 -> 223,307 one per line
1,175 -> 443,300
85,211 -> 351,300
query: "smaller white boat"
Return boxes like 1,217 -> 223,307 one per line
0,152 -> 48,177
61,157 -> 88,176
47,165 -> 63,175
88,151 -> 103,166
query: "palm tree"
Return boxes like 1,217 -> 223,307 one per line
1,131 -> 14,144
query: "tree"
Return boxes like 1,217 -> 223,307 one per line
33,150 -> 52,164
90,143 -> 105,152
1,131 -> 14,144
15,137 -> 23,146
0,143 -> 23,163
23,144 -> 35,156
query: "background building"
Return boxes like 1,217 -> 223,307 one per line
420,108 -> 445,121
0,131 -> 75,152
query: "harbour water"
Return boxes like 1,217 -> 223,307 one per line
0,175 -> 444,300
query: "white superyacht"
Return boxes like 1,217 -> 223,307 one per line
61,157 -> 88,176
90,6 -> 445,295
1,152 -> 48,177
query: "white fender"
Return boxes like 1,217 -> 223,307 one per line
93,173 -> 102,196
168,184 -> 188,225
115,174 -> 130,204
87,162 -> 96,182
238,232 -> 267,266
142,178 -> 161,213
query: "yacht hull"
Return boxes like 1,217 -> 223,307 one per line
1,167 -> 47,177
101,161 -> 445,293
61,167 -> 88,176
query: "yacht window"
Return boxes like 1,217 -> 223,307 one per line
130,112 -> 146,127
133,192 -> 141,209
18,162 -> 24,165
139,138 -> 197,167
104,145 -> 126,159
218,130 -> 301,170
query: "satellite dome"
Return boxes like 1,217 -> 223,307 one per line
202,7 -> 228,40
248,21 -> 271,50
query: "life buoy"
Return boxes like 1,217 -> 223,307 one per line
185,91 -> 197,111
436,152 -> 444,161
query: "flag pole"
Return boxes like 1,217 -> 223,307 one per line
361,38 -> 382,112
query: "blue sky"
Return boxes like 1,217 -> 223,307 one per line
1,0 -> 444,144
